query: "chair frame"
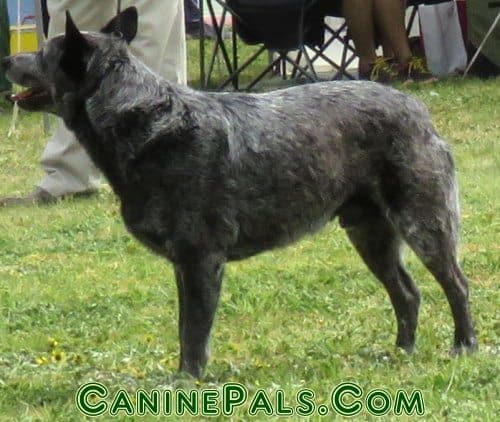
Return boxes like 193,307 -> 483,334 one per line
198,0 -> 441,91
200,0 -> 334,90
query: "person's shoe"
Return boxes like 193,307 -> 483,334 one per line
0,187 -> 57,207
358,57 -> 400,84
399,56 -> 438,84
0,187 -> 97,207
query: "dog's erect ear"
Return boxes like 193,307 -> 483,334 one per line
64,10 -> 89,50
101,7 -> 138,44
61,11 -> 91,81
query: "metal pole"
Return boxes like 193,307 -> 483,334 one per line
463,12 -> 500,78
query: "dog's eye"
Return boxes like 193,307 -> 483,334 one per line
112,30 -> 123,40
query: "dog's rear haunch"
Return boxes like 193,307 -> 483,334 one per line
2,8 -> 477,378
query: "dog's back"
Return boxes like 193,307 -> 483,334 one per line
146,81 -> 445,259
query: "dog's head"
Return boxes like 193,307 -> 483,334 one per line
1,7 -> 138,114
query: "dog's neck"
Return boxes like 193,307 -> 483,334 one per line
62,53 -> 190,198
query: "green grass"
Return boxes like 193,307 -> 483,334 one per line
0,42 -> 499,420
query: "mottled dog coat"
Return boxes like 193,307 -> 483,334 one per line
2,8 -> 477,378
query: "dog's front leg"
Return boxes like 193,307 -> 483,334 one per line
174,252 -> 225,378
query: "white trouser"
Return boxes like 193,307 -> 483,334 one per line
39,0 -> 186,197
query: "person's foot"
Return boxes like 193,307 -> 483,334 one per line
186,21 -> 218,40
0,187 -> 96,207
0,187 -> 56,207
359,56 -> 437,85
399,56 -> 438,84
358,57 -> 400,84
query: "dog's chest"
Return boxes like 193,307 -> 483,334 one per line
119,190 -> 232,262
119,194 -> 177,258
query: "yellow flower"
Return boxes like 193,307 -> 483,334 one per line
51,350 -> 65,362
35,356 -> 49,365
48,337 -> 58,349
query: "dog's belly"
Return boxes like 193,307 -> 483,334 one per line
222,142 -> 352,259
226,196 -> 343,260
227,219 -> 330,260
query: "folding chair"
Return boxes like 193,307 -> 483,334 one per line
199,0 -> 451,91
306,2 -> 357,80
216,0 -> 330,91
199,0 -> 240,90
200,0 -> 361,90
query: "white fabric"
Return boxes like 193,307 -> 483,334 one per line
39,0 -> 186,196
419,1 -> 467,77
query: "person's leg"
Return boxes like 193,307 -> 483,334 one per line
342,0 -> 377,71
162,0 -> 187,85
125,0 -> 187,84
42,0 -> 187,199
342,0 -> 399,82
0,0 -> 113,206
373,1 -> 409,60
373,0 -> 434,81
372,0 -> 412,64
38,0 -> 118,199
38,124 -> 101,198
1,0 -> 187,206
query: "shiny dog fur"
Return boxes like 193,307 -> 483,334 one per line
2,8 -> 477,378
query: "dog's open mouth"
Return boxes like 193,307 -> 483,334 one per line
7,87 -> 53,111
10,87 -> 47,101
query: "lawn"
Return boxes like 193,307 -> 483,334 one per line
0,40 -> 499,420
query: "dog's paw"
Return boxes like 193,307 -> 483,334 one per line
396,342 -> 415,354
451,338 -> 478,356
153,370 -> 198,390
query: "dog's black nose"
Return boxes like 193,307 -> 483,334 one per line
1,56 -> 11,71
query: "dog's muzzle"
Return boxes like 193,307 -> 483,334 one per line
2,55 -> 54,112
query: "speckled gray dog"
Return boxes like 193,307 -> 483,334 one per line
2,8 -> 477,378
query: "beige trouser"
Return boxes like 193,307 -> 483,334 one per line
39,0 -> 186,197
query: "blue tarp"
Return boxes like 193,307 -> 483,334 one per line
7,0 -> 35,25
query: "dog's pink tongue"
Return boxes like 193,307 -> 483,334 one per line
11,88 -> 36,101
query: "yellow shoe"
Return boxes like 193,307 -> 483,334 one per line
401,56 -> 438,83
359,57 -> 400,84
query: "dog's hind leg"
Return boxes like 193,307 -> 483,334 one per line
390,204 -> 477,354
339,202 -> 420,352
174,252 -> 225,378
383,149 -> 477,353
